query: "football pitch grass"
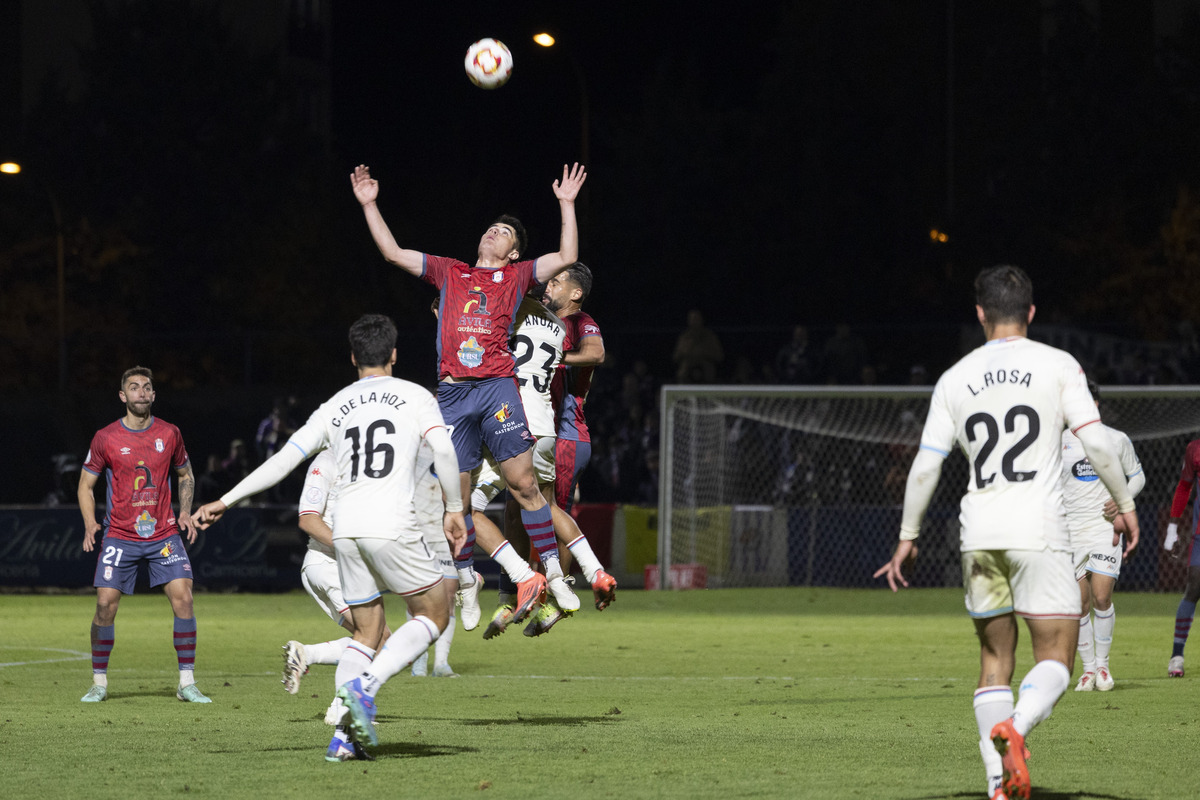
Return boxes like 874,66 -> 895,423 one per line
2,588 -> 1197,800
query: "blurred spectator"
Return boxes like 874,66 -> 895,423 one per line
822,323 -> 870,385
775,324 -> 818,384
255,395 -> 299,464
635,448 -> 660,504
673,308 -> 724,383
909,363 -> 930,385
221,438 -> 251,486
196,453 -> 229,503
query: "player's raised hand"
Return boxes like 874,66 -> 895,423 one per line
1112,510 -> 1140,559
191,500 -> 229,531
873,539 -> 918,593
350,164 -> 379,206
552,162 -> 587,202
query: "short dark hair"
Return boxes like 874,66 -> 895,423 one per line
349,314 -> 397,368
561,261 -> 593,303
492,214 -> 527,261
974,264 -> 1032,325
120,366 -> 152,390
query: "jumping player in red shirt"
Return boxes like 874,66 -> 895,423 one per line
77,366 -> 208,703
350,162 -> 587,630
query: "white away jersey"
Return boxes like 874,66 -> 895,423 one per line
288,374 -> 448,541
510,297 -> 565,438
298,449 -> 338,559
919,336 -> 1099,551
1060,424 -> 1141,543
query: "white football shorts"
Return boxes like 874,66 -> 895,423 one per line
334,536 -> 444,606
300,549 -> 349,625
962,547 -> 1080,620
1073,538 -> 1122,581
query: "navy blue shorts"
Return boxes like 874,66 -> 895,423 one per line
437,376 -> 535,472
93,534 -> 194,594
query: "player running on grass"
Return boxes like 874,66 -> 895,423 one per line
1060,378 -> 1144,692
1163,437 -> 1200,677
77,366 -> 210,704
193,314 -> 466,760
874,265 -> 1139,800
350,162 -> 588,631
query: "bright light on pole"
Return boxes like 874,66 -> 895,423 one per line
2,161 -> 68,391
532,31 -> 589,167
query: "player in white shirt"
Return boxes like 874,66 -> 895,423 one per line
192,314 -> 466,761
874,265 -> 1140,800
408,438 -> 461,677
1060,379 -> 1144,693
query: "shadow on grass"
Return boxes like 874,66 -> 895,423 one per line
912,790 -> 1149,800
455,714 -> 623,727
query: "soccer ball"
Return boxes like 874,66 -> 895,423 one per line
464,38 -> 513,89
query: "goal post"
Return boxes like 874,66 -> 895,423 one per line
656,384 -> 1200,591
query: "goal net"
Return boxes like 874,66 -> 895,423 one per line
656,385 -> 1200,591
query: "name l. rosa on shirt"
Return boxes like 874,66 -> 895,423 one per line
966,368 -> 1034,396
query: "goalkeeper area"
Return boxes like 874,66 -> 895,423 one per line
1,588 -> 1195,799
657,385 -> 1200,590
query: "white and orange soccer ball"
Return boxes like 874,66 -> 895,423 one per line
464,38 -> 513,89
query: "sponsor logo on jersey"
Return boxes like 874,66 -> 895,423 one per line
1090,552 -> 1118,564
457,337 -> 485,368
160,541 -> 174,558
1071,460 -> 1100,482
120,447 -> 132,456
494,403 -> 511,422
464,287 -> 490,315
134,510 -> 157,538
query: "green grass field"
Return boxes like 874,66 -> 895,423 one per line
1,588 -> 1196,799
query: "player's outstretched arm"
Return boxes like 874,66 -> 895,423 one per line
563,333 -> 605,367
350,164 -> 424,276
77,470 -> 102,552
534,163 -> 587,283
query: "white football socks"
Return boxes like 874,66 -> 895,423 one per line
362,616 -> 440,692
1012,660 -> 1071,736
304,637 -> 353,666
1077,615 -> 1095,673
567,535 -> 604,583
1093,603 -> 1115,669
491,541 -> 536,583
974,685 -> 1013,794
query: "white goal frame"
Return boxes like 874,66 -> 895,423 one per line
656,384 -> 1200,590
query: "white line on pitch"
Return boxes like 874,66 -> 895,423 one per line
0,647 -> 90,667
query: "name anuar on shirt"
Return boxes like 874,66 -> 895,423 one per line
966,368 -> 1033,396
331,391 -> 408,428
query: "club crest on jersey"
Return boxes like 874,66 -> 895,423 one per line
134,510 -> 157,538
457,337 -> 485,368
155,438 -> 164,453
492,270 -> 504,283
494,403 -> 512,422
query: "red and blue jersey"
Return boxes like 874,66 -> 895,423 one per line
552,310 -> 602,443
422,254 -> 538,380
82,417 -> 189,543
